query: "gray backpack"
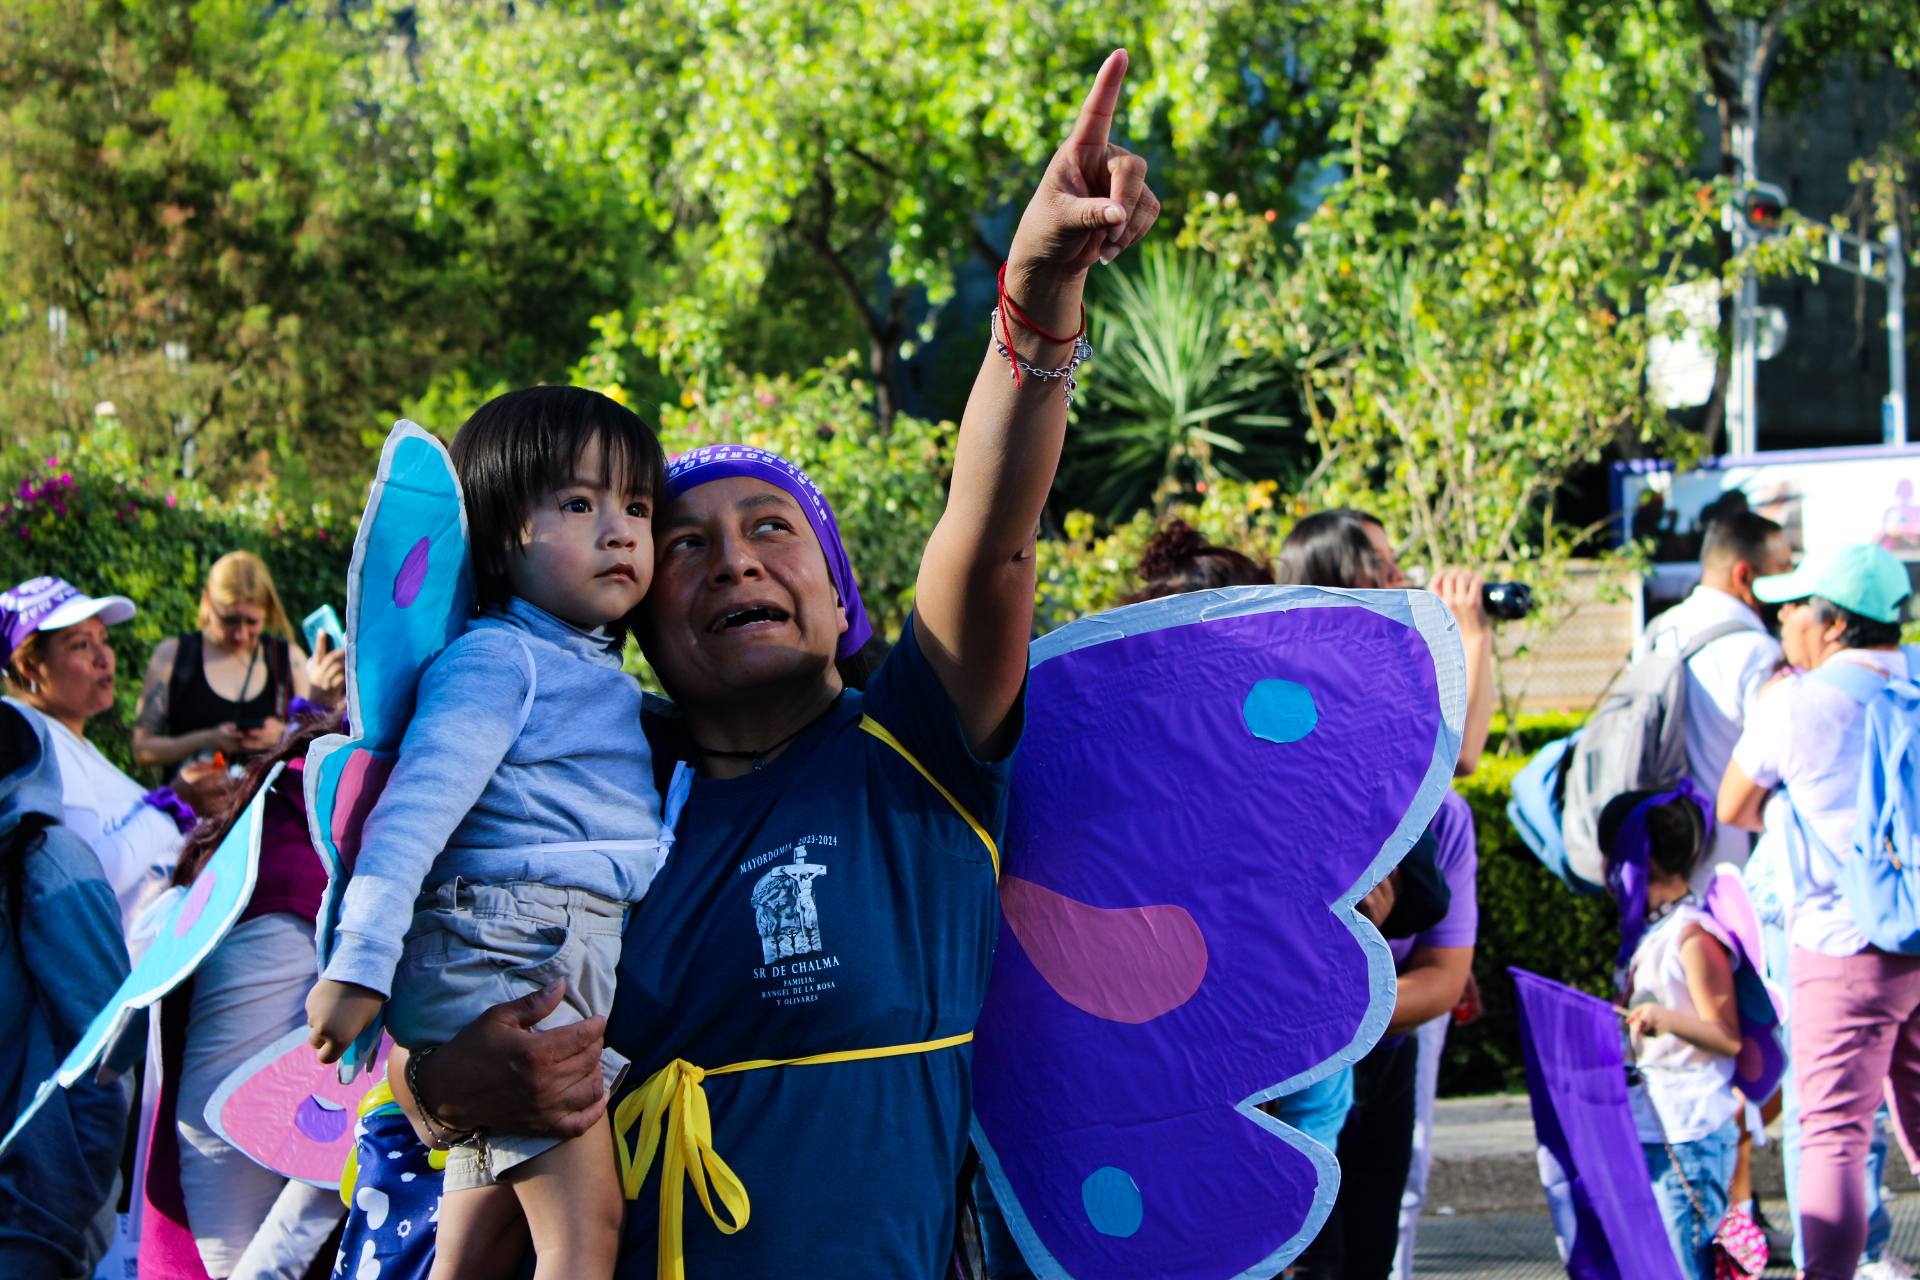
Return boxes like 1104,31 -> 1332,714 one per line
1559,619 -> 1756,887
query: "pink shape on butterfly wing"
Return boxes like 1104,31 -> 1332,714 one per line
219,1036 -> 389,1183
394,536 -> 430,608
1000,875 -> 1208,1024
174,867 -> 216,937
331,752 -> 395,873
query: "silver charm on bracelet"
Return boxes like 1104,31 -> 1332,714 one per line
991,307 -> 1093,406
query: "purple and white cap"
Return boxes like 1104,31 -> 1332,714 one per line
663,444 -> 872,659
0,577 -> 136,667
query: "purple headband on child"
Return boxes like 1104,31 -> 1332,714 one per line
663,445 -> 873,660
1607,776 -> 1717,985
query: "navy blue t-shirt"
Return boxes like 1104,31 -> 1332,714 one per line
608,618 -> 1014,1279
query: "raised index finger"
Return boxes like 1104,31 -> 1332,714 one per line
1065,48 -> 1129,153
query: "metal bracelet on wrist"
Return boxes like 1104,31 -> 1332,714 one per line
406,1044 -> 481,1149
991,307 -> 1093,406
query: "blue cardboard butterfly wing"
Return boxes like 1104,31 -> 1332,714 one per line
305,420 -> 473,1078
0,765 -> 282,1155
973,585 -> 1465,1280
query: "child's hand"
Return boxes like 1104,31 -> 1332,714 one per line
1624,1002 -> 1675,1039
306,979 -> 386,1064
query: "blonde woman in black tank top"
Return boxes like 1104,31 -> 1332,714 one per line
132,552 -> 343,787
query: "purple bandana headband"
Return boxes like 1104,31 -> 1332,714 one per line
1607,776 -> 1716,986
663,445 -> 873,660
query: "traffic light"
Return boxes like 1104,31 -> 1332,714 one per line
1737,182 -> 1788,237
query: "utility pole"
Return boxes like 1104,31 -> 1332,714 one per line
1723,15 -> 1910,451
1726,20 -> 1762,457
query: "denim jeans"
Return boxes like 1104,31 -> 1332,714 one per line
1644,1119 -> 1738,1280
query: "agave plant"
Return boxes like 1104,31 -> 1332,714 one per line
1067,242 -> 1292,519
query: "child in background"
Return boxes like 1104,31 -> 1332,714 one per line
1600,787 -> 1743,1280
305,387 -> 669,1280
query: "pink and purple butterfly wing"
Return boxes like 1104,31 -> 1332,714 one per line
974,586 -> 1465,1280
1702,864 -> 1787,1104
204,1029 -> 394,1189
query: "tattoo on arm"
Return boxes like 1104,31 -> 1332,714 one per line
135,645 -> 172,736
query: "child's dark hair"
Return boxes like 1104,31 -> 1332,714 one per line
1598,789 -> 1707,883
174,709 -> 346,888
450,386 -> 668,614
1122,520 -> 1274,603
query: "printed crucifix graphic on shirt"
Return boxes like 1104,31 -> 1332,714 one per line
751,844 -> 829,963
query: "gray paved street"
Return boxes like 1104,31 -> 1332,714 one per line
1411,1094 -> 1920,1278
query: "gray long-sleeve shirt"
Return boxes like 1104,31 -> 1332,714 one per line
324,598 -> 662,996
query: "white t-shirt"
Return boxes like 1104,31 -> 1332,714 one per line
1731,649 -> 1908,958
37,710 -> 184,935
1639,586 -> 1784,880
1627,902 -> 1740,1143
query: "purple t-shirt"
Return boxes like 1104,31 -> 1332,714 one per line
1388,790 -> 1478,967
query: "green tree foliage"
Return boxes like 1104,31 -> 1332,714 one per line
1068,243 -> 1293,519
0,0 -> 659,501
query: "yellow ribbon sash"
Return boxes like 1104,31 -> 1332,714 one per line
612,714 -> 997,1279
857,715 -> 1000,876
615,1034 -> 975,1280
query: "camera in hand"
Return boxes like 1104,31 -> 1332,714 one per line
1482,581 -> 1533,621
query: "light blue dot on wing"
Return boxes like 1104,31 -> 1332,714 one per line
1082,1166 -> 1143,1238
1243,679 -> 1318,744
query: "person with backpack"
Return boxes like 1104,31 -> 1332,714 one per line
1717,542 -> 1917,1280
1509,515 -> 1788,898
1635,512 -> 1792,882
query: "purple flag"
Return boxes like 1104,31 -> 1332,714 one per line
1513,967 -> 1683,1280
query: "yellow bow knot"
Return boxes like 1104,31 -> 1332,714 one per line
613,1033 -> 976,1279
615,1058 -> 751,1280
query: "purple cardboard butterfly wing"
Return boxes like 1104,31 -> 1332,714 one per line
1702,864 -> 1787,1105
973,585 -> 1465,1280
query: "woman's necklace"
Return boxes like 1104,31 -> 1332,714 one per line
1646,891 -> 1696,929
688,695 -> 844,771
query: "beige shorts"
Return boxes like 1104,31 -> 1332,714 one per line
386,879 -> 628,1189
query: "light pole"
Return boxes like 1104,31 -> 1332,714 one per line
1726,20 -> 1764,457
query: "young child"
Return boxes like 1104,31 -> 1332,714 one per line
1599,787 -> 1743,1280
306,386 -> 668,1280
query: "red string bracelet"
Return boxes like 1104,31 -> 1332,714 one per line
996,263 -> 1088,389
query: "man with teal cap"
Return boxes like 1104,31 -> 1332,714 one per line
1720,541 -> 1919,1280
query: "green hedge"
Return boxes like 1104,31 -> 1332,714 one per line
0,431 -> 354,779
1442,748 -> 1617,1095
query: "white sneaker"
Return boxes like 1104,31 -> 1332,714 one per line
1857,1256 -> 1918,1280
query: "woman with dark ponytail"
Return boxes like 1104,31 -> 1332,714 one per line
0,700 -> 130,1279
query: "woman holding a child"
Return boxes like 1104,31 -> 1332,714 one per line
384,50 -> 1159,1279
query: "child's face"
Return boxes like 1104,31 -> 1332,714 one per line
504,437 -> 654,629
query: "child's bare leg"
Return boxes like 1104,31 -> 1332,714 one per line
505,1113 -> 625,1280
429,1183 -> 529,1280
